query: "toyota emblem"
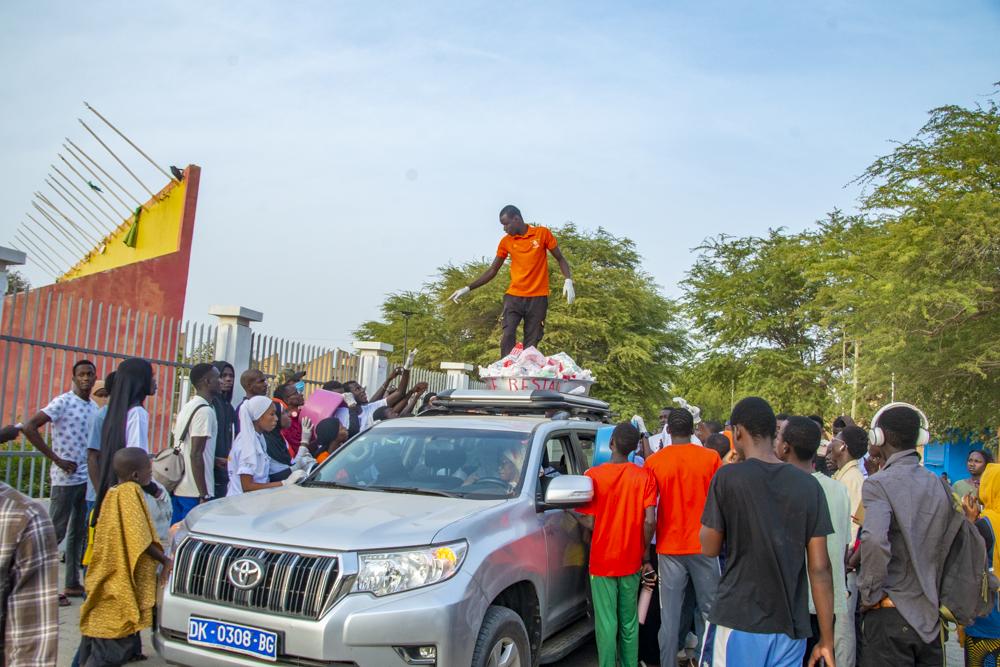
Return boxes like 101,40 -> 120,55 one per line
228,557 -> 265,590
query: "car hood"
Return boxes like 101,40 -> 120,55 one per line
186,486 -> 504,552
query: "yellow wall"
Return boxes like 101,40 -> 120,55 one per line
60,181 -> 186,281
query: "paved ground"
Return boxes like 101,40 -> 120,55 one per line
55,560 -> 961,666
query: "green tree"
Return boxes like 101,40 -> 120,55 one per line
813,96 -> 1000,437
675,229 -> 840,420
5,270 -> 30,295
353,224 -> 688,419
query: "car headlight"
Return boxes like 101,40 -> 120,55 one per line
167,516 -> 190,558
353,541 -> 468,597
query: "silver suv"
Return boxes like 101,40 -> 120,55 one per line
155,390 -> 612,667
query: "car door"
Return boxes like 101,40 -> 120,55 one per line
538,431 -> 590,632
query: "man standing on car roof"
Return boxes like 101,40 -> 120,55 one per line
448,205 -> 574,357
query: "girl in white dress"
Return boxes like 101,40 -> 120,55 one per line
227,395 -> 305,496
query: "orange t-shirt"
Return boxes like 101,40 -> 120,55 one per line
496,226 -> 558,297
578,462 -> 657,576
644,443 -> 721,555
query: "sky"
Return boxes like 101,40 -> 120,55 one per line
1,0 -> 997,354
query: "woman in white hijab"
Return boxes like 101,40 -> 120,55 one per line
227,396 -> 306,496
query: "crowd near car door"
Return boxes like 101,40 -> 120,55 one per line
537,431 -> 590,631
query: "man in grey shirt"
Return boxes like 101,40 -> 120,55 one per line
858,404 -> 952,666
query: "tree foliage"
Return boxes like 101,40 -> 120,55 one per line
5,270 -> 30,295
674,230 -> 839,420
353,224 -> 688,419
812,98 -> 1000,434
678,92 -> 1000,439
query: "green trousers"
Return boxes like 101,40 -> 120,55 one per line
590,572 -> 641,667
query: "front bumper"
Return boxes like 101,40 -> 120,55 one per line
155,571 -> 487,667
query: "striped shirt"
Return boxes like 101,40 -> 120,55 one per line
0,483 -> 58,667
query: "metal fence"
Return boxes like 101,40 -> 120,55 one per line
0,288 -> 217,499
248,333 -> 361,396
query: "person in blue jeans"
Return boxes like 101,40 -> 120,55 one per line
961,462 -> 1000,666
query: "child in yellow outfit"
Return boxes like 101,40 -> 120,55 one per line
78,448 -> 172,667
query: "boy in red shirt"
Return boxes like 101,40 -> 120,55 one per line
575,422 -> 657,667
644,407 -> 722,667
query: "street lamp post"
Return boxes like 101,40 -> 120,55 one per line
394,310 -> 417,363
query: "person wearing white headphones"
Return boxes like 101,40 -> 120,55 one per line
857,402 -> 952,666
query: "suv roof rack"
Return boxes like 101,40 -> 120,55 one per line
425,389 -> 615,423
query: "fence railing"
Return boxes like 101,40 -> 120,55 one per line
0,288 -> 217,499
248,333 -> 360,397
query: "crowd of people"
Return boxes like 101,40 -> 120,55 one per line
0,355 -> 996,667
0,353 -> 433,667
576,398 -> 997,667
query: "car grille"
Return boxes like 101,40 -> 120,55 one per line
173,538 -> 342,619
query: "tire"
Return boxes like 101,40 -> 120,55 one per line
471,605 -> 530,667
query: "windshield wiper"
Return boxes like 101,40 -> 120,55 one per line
301,480 -> 382,492
366,486 -> 465,499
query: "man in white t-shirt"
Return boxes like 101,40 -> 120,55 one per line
171,363 -> 222,523
336,349 -> 420,435
23,359 -> 97,598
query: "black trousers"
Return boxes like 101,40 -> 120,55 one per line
861,607 -> 942,667
501,294 -> 547,357
49,482 -> 88,589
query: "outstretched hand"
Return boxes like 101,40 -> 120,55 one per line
563,279 -> 575,304
449,287 -> 470,304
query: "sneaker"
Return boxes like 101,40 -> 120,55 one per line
685,632 -> 699,650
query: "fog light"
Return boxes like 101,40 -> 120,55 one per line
393,645 -> 437,664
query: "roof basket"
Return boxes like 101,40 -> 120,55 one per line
424,389 -> 615,423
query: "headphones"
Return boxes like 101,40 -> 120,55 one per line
868,402 -> 930,448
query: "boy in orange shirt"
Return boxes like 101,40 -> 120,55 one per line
575,422 -> 656,667
644,407 -> 722,667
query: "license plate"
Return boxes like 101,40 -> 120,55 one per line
187,617 -> 278,661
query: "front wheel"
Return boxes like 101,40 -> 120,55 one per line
471,605 -> 529,667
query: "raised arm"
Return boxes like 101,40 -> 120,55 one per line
398,383 -> 429,416
371,367 -> 404,403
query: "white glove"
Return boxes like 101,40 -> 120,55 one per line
404,348 -> 419,370
449,286 -> 470,304
343,392 -> 357,407
563,279 -> 575,304
631,414 -> 647,435
299,416 -> 314,444
291,449 -> 315,471
282,470 -> 306,486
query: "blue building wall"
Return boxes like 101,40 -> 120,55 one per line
923,434 -> 988,484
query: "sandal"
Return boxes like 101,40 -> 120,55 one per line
58,594 -> 71,607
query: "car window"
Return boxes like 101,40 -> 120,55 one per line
575,432 -> 596,471
542,435 -> 579,476
305,426 -> 533,499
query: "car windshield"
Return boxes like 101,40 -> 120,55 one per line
304,425 -> 533,499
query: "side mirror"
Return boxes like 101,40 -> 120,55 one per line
542,475 -> 593,508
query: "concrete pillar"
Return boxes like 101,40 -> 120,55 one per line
441,362 -> 474,391
0,247 -> 26,330
353,341 -> 393,392
210,305 -> 263,405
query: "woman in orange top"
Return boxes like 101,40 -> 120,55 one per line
314,417 -> 350,464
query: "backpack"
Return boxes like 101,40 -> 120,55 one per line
152,404 -> 208,493
937,476 -> 999,627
